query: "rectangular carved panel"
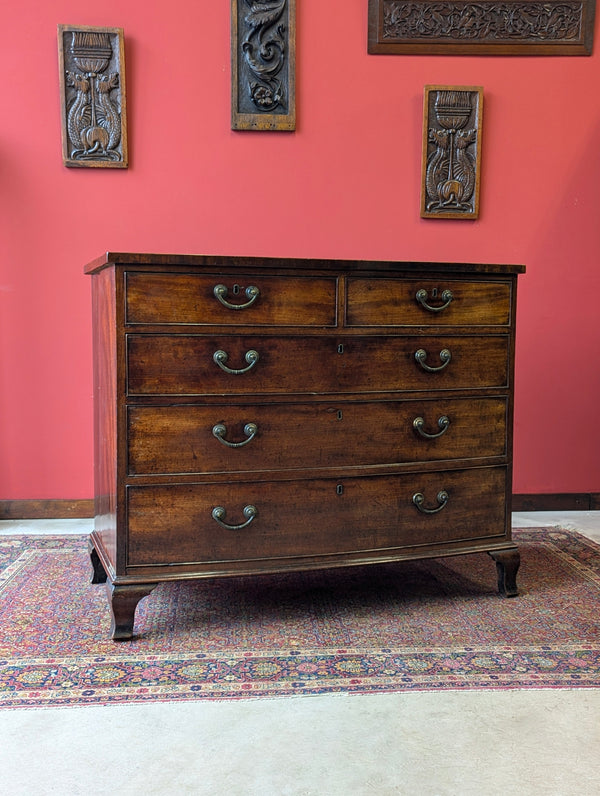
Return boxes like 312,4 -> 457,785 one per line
368,0 -> 595,55
58,25 -> 128,168
231,0 -> 296,130
421,86 -> 483,220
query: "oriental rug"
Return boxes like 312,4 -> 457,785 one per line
1,527 -> 600,709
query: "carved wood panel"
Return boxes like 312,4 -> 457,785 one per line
58,25 -> 128,168
368,0 -> 595,55
421,86 -> 483,220
231,0 -> 296,130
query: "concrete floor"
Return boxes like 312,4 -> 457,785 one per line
1,513 -> 599,795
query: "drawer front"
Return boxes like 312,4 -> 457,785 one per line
126,467 -> 508,566
125,272 -> 337,326
346,278 -> 511,326
127,397 -> 507,475
126,334 -> 509,396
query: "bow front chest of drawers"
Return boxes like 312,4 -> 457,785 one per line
86,253 -> 525,639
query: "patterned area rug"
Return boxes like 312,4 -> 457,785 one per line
1,528 -> 600,709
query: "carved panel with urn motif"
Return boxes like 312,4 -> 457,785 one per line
421,86 -> 483,220
58,25 -> 128,168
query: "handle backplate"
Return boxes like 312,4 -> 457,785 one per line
213,284 -> 259,310
212,422 -> 258,448
414,348 -> 451,373
415,288 -> 453,313
413,415 -> 450,439
211,504 -> 258,530
412,490 -> 449,514
213,349 -> 259,375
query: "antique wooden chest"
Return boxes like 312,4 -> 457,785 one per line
86,253 -> 525,639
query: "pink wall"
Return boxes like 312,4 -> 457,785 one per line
1,2 -> 599,500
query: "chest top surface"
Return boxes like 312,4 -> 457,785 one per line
84,252 -> 526,277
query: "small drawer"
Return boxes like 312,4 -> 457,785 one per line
125,272 -> 337,327
126,467 -> 508,567
126,334 -> 510,396
127,397 -> 507,476
346,278 -> 511,326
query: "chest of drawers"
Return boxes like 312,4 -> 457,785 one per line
86,253 -> 525,640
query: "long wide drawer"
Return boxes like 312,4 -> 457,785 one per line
127,397 -> 507,475
126,467 -> 508,567
126,334 -> 509,395
346,278 -> 511,326
125,272 -> 338,326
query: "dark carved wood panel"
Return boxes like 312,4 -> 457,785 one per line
231,0 -> 296,130
421,86 -> 483,220
368,0 -> 595,55
58,25 -> 128,168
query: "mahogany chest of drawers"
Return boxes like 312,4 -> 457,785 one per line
85,253 -> 525,639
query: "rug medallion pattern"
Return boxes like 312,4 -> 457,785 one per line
1,528 -> 600,709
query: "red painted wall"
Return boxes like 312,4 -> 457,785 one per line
1,2 -> 599,500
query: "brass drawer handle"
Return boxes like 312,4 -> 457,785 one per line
213,283 -> 260,310
414,348 -> 451,372
413,415 -> 450,439
412,490 -> 449,514
213,349 -> 259,374
211,504 -> 258,530
415,288 -> 453,312
212,422 -> 258,448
